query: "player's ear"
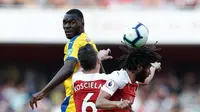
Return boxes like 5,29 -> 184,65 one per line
82,21 -> 84,27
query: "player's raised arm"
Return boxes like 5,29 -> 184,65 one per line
97,48 -> 112,73
137,62 -> 161,86
98,48 -> 113,73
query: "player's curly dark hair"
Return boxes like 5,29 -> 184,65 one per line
119,43 -> 162,71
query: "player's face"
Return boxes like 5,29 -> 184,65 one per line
135,65 -> 151,82
63,14 -> 83,39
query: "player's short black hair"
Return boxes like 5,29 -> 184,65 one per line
66,9 -> 84,20
78,44 -> 97,71
119,43 -> 161,71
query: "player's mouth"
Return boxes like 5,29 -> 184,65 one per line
65,31 -> 73,35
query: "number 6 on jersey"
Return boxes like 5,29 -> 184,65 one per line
82,93 -> 97,112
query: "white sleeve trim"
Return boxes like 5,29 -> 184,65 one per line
100,80 -> 119,96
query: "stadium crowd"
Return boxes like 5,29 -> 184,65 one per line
0,0 -> 200,111
0,0 -> 200,9
0,63 -> 200,112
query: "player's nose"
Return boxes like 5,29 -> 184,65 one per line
63,23 -> 71,29
64,27 -> 71,32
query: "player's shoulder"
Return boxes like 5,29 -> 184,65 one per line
72,71 -> 84,83
64,42 -> 69,51
72,33 -> 89,47
110,69 -> 128,78
76,33 -> 95,44
72,72 -> 109,83
108,69 -> 130,88
75,33 -> 88,42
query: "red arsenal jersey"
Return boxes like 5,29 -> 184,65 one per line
101,69 -> 139,112
72,72 -> 111,112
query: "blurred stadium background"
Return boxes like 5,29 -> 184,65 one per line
1,0 -> 200,112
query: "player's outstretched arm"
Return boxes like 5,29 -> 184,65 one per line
29,59 -> 76,110
138,62 -> 161,86
96,90 -> 132,110
98,49 -> 113,73
96,78 -> 132,110
100,64 -> 106,73
96,90 -> 119,110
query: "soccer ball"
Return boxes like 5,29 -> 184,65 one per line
122,22 -> 149,48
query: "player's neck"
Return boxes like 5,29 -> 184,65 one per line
80,29 -> 84,33
82,68 -> 99,74
126,70 -> 136,83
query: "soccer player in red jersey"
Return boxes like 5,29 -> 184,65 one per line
73,44 -> 161,112
72,44 -> 112,112
95,45 -> 162,112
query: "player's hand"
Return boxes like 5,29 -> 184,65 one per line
117,99 -> 132,110
98,49 -> 113,61
151,62 -> 161,71
29,91 -> 45,110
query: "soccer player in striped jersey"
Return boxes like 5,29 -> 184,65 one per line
29,9 -> 109,112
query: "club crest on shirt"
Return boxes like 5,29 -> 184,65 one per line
106,80 -> 115,88
67,49 -> 73,56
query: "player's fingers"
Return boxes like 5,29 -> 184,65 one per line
106,49 -> 111,54
35,101 -> 38,108
130,96 -> 133,102
121,102 -> 129,109
123,104 -> 129,110
124,100 -> 131,103
158,67 -> 161,71
120,104 -> 126,109
125,100 -> 132,108
118,104 -> 122,109
106,56 -> 113,59
30,100 -> 34,110
30,102 -> 33,109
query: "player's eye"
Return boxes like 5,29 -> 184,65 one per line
63,20 -> 66,24
71,20 -> 76,25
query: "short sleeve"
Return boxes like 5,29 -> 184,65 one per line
109,70 -> 129,89
100,70 -> 129,96
101,80 -> 119,96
